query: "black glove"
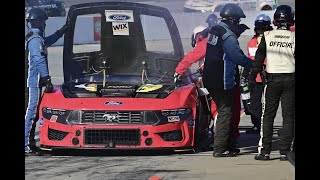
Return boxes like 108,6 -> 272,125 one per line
40,76 -> 54,93
174,72 -> 182,84
57,24 -> 68,35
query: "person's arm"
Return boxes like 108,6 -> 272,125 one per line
44,24 -> 68,47
223,35 -> 253,68
28,38 -> 49,78
250,36 -> 266,76
175,40 -> 206,75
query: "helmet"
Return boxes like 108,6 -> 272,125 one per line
206,13 -> 218,28
220,3 -> 246,21
273,5 -> 294,27
191,25 -> 207,47
25,8 -> 48,22
255,14 -> 271,27
25,8 -> 48,30
254,14 -> 272,34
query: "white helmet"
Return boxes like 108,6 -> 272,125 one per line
191,25 -> 207,47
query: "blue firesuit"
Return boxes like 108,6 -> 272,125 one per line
25,28 -> 63,152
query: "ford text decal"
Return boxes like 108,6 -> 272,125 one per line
108,14 -> 131,21
105,101 -> 123,105
105,10 -> 134,22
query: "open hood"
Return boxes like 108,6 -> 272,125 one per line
63,2 -> 184,83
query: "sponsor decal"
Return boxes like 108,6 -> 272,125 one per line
93,16 -> 101,41
109,14 -> 131,21
50,115 -> 58,122
105,10 -> 134,22
187,118 -> 195,127
274,35 -> 290,39
112,22 -> 129,35
168,116 -> 180,122
106,85 -> 134,89
207,34 -> 218,46
104,101 -> 123,105
39,117 -> 44,126
38,4 -> 58,9
136,84 -> 163,92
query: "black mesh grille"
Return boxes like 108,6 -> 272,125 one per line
158,130 -> 183,141
48,128 -> 69,140
84,129 -> 141,145
82,111 -> 143,124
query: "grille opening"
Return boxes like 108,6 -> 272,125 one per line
157,130 -> 183,141
48,128 -> 69,140
82,111 -> 143,124
84,129 -> 141,145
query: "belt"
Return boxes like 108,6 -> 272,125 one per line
266,73 -> 295,78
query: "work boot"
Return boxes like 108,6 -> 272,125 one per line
25,149 -> 39,156
213,150 -> 237,157
254,154 -> 270,160
246,126 -> 260,134
280,154 -> 288,161
232,148 -> 240,154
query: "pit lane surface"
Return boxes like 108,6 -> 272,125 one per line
25,42 -> 293,180
26,128 -> 293,180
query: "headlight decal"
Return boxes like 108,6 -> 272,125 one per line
42,107 -> 71,125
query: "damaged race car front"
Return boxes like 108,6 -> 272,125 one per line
39,1 -> 212,153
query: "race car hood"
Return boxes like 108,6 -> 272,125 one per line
62,2 -> 184,83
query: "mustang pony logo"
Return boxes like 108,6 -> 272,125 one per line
102,113 -> 118,122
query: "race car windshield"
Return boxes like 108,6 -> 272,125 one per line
63,2 -> 184,83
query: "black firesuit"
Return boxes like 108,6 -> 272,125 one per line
203,22 -> 253,154
249,29 -> 295,156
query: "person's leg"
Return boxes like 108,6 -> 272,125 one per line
212,89 -> 236,157
279,76 -> 295,157
232,86 -> 241,141
255,79 -> 281,160
28,87 -> 43,151
246,83 -> 264,133
25,87 -> 40,153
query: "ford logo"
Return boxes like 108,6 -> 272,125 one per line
108,14 -> 131,21
105,101 -> 123,105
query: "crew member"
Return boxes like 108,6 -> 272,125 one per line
248,5 -> 295,161
242,14 -> 273,134
203,3 -> 253,157
25,8 -> 68,155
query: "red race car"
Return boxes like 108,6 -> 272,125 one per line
39,1 -> 212,153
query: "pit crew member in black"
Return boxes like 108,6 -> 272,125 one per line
203,3 -> 253,157
248,5 -> 295,161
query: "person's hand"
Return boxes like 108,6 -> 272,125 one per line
44,81 -> 54,93
57,24 -> 69,35
40,76 -> 54,93
174,72 -> 182,84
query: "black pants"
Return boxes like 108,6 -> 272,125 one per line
250,83 -> 264,128
209,88 -> 235,153
258,73 -> 295,155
